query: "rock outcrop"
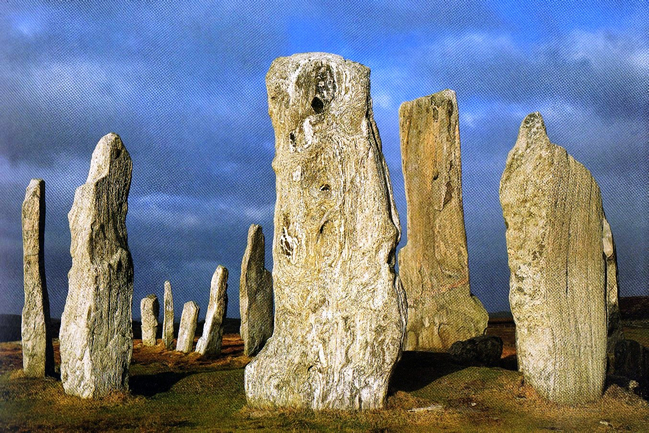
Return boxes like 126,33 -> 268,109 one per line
176,301 -> 199,353
196,266 -> 228,356
140,294 -> 159,346
162,281 -> 174,349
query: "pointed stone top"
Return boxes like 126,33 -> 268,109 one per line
87,133 -> 131,184
515,112 -> 550,152
164,280 -> 171,289
211,265 -> 228,286
26,178 -> 44,192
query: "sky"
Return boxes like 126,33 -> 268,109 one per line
1,1 -> 647,320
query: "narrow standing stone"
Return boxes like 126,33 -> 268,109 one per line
603,217 -> 624,365
196,266 -> 229,356
176,301 -> 199,353
500,113 -> 607,404
60,133 -> 134,398
239,224 -> 273,356
162,281 -> 174,349
245,53 -> 407,410
21,179 -> 54,377
398,90 -> 488,351
140,294 -> 159,346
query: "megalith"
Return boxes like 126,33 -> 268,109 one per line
176,301 -> 199,353
162,281 -> 174,349
140,294 -> 159,346
59,133 -> 134,398
21,178 -> 54,377
500,113 -> 607,404
239,224 -> 273,356
196,266 -> 228,356
398,90 -> 488,351
603,216 -> 624,363
245,53 -> 407,410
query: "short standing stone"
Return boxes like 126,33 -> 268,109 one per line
500,113 -> 607,404
162,281 -> 174,349
245,53 -> 407,410
21,178 -> 54,377
140,294 -> 159,347
398,90 -> 488,351
59,133 -> 134,398
176,301 -> 199,353
196,266 -> 228,356
603,217 -> 624,364
449,335 -> 503,367
239,224 -> 273,356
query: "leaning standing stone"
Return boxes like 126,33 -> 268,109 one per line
500,113 -> 607,404
398,90 -> 488,351
162,281 -> 174,349
239,224 -> 273,356
176,301 -> 199,353
59,133 -> 134,398
245,53 -> 407,410
140,294 -> 159,347
196,266 -> 228,356
21,179 -> 54,377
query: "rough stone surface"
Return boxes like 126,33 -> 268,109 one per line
176,301 -> 199,353
140,294 -> 159,346
449,335 -> 503,367
239,224 -> 273,356
196,266 -> 229,356
59,133 -> 134,398
398,90 -> 488,351
162,281 -> 174,349
21,179 -> 54,377
245,53 -> 407,411
614,339 -> 649,398
500,113 -> 607,404
603,217 -> 624,363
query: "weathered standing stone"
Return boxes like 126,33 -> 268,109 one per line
398,90 -> 488,351
196,266 -> 228,356
59,133 -> 134,398
140,294 -> 159,346
21,179 -> 54,377
245,53 -> 407,410
500,113 -> 607,404
176,301 -> 199,353
162,281 -> 174,349
603,217 -> 624,364
239,224 -> 273,356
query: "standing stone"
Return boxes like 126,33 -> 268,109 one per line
245,53 -> 407,410
239,224 -> 273,356
60,133 -> 134,398
398,90 -> 488,351
603,216 -> 624,364
196,266 -> 229,356
162,281 -> 174,349
176,301 -> 199,353
140,294 -> 159,347
500,113 -> 607,404
21,179 -> 54,377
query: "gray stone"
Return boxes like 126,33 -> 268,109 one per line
614,339 -> 649,398
500,113 -> 607,404
603,217 -> 624,365
245,53 -> 407,410
21,178 -> 54,377
239,224 -> 273,356
140,294 -> 159,346
196,266 -> 228,356
449,335 -> 503,367
398,90 -> 488,351
176,301 -> 199,353
59,133 -> 134,398
162,281 -> 174,349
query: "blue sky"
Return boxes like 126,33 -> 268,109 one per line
1,1 -> 647,319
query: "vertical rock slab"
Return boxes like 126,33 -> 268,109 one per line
500,113 -> 607,404
239,224 -> 273,356
21,178 -> 54,377
176,301 -> 199,353
140,294 -> 159,346
398,90 -> 488,351
162,281 -> 174,349
59,133 -> 133,398
245,52 -> 406,410
196,266 -> 228,356
603,216 -> 624,364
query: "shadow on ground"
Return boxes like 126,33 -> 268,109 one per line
129,371 -> 194,397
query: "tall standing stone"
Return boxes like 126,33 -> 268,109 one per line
196,266 -> 229,356
140,294 -> 159,346
162,281 -> 174,349
239,224 -> 273,356
398,90 -> 488,351
603,217 -> 624,363
176,301 -> 199,353
60,133 -> 134,398
500,113 -> 607,404
245,53 -> 407,410
21,179 -> 54,377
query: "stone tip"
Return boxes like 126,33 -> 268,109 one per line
25,179 -> 44,196
515,112 -> 550,150
86,133 -> 130,184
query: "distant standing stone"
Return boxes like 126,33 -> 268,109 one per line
603,217 -> 624,363
59,133 -> 134,398
21,178 -> 54,377
500,113 -> 607,404
449,335 -> 503,367
140,294 -> 159,347
196,266 -> 229,356
176,301 -> 199,353
398,90 -> 488,351
162,281 -> 174,349
239,224 -> 273,356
